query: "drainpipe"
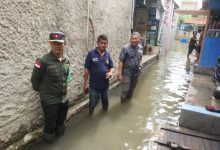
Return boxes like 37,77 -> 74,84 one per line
131,0 -> 134,32
132,0 -> 137,33
86,0 -> 90,51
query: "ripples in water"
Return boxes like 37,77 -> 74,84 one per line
141,43 -> 194,149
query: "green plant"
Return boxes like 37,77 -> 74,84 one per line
177,14 -> 192,28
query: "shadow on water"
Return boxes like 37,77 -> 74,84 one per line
30,41 -> 194,150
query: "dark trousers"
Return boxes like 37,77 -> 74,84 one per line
89,87 -> 109,112
188,46 -> 194,55
197,45 -> 201,54
41,101 -> 69,135
121,75 -> 139,100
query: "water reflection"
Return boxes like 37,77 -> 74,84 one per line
30,41 -> 192,150
137,41 -> 192,149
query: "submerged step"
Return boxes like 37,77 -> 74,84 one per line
179,103 -> 220,136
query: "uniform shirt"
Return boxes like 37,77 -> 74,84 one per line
31,51 -> 70,105
84,48 -> 113,90
119,44 -> 143,77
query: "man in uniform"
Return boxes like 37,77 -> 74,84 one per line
31,32 -> 70,142
118,32 -> 143,103
83,34 -> 114,115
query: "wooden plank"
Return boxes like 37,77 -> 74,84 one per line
170,129 -> 180,144
157,145 -> 169,150
161,127 -> 220,142
202,138 -> 213,150
212,141 -> 220,150
196,137 -> 206,150
157,129 -> 170,150
157,129 -> 165,150
183,133 -> 192,149
190,135 -> 202,149
164,129 -> 171,142
174,131 -> 193,149
162,129 -> 170,150
177,126 -> 220,141
158,127 -> 220,150
178,132 -> 185,147
158,129 -> 166,142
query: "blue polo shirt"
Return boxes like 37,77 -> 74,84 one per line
84,48 -> 113,90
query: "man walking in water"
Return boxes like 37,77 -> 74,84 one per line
83,34 -> 114,115
118,32 -> 143,103
188,31 -> 197,58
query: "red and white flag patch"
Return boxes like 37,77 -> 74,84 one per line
34,60 -> 42,68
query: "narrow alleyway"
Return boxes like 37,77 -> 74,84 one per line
30,42 -> 192,150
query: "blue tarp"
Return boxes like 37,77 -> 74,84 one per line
209,0 -> 220,10
201,37 -> 220,67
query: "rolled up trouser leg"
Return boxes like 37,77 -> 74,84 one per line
121,76 -> 131,102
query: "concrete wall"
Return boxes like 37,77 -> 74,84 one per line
89,0 -> 132,71
0,0 -> 131,148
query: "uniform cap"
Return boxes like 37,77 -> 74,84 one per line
49,32 -> 66,43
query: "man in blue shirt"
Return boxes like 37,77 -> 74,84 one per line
83,34 -> 114,115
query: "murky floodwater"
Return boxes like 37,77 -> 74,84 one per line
30,42 -> 193,150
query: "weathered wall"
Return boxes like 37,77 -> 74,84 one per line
0,0 -> 131,148
89,0 -> 132,72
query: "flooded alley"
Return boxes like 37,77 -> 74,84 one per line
30,42 -> 192,150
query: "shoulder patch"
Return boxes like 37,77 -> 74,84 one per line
34,60 -> 43,68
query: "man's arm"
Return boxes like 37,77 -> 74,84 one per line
118,60 -> 123,82
106,55 -> 114,78
83,68 -> 90,94
31,59 -> 45,91
106,68 -> 114,79
140,56 -> 143,68
118,47 -> 127,82
83,52 -> 92,94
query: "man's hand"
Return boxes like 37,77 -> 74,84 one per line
83,84 -> 89,95
106,72 -> 112,79
117,73 -> 123,82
